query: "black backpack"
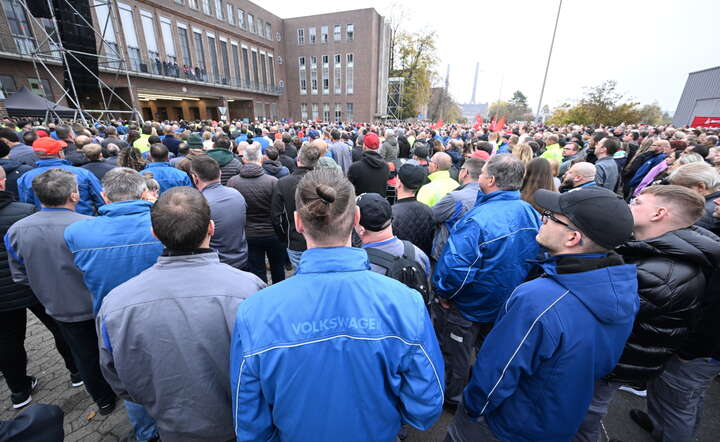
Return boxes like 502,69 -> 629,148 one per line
366,241 -> 430,304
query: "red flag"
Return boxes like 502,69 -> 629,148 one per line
473,114 -> 484,130
489,116 -> 497,131
432,119 -> 443,129
496,116 -> 506,132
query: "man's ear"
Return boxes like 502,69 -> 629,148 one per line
352,206 -> 360,228
150,226 -> 159,241
101,191 -> 111,205
208,219 -> 215,238
294,211 -> 304,234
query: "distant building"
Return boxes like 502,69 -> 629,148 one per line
673,66 -> 720,127
0,1 -> 390,122
460,102 -> 488,120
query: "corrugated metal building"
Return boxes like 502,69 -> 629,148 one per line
673,66 -> 720,126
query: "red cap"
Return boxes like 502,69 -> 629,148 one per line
471,150 -> 490,160
32,137 -> 66,155
35,130 -> 49,138
364,132 -> 380,150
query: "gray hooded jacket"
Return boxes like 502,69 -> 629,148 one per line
97,252 -> 266,441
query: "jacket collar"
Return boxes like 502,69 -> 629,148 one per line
475,189 -> 521,206
428,170 -> 451,181
145,162 -> 170,169
705,190 -> 720,202
98,199 -> 153,217
200,181 -> 223,192
156,251 -> 220,267
296,246 -> 370,274
37,158 -> 70,166
395,196 -> 418,204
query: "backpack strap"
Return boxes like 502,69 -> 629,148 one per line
365,246 -> 399,272
401,240 -> 416,262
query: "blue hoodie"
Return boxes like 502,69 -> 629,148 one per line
230,247 -> 444,441
463,254 -> 639,441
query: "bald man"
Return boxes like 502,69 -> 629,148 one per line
560,162 -> 597,192
417,152 -> 460,206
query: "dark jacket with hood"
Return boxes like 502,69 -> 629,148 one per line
207,148 -> 242,185
271,166 -> 312,251
227,163 -> 277,238
610,226 -> 720,385
695,190 -> 720,236
347,151 -> 390,197
262,159 -> 289,178
0,159 -> 32,200
0,191 -> 36,312
64,143 -> 89,166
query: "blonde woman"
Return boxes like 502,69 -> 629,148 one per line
512,142 -> 533,166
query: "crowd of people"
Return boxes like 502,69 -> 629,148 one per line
0,116 -> 719,442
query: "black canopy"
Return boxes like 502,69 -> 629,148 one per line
5,87 -> 78,118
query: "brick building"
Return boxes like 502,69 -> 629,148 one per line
0,0 -> 390,122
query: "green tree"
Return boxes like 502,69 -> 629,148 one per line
390,30 -> 438,119
546,80 -> 647,126
488,90 -> 533,123
637,102 -> 672,125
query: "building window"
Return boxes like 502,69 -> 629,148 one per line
256,18 -> 263,36
178,27 -> 192,71
347,24 -> 354,41
259,53 -> 267,90
226,4 -> 234,24
247,13 -> 253,32
214,0 -> 223,20
2,0 -> 35,55
251,49 -> 259,89
322,55 -> 329,95
310,56 -> 317,95
231,43 -> 241,86
0,75 -> 17,97
118,4 -> 141,71
335,103 -> 342,121
308,27 -> 316,44
29,78 -> 54,101
268,55 -> 275,89
311,56 -> 317,67
323,103 -> 330,121
346,53 -> 353,94
333,24 -> 341,41
193,31 -> 207,80
220,40 -> 230,84
297,28 -> 304,45
334,54 -> 341,94
346,102 -> 354,121
300,103 -> 308,120
94,1 -> 119,68
188,0 -> 198,8
159,18 -> 177,76
237,9 -> 244,28
298,56 -> 307,95
201,0 -> 211,15
265,23 -> 272,40
140,11 -> 160,74
207,35 -> 220,83
241,46 -> 250,88
320,26 -> 328,44
270,102 -> 277,120
311,103 -> 319,121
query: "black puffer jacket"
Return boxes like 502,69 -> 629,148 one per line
227,163 -> 277,238
0,191 -> 37,312
271,166 -> 313,251
609,226 -> 720,385
391,197 -> 435,257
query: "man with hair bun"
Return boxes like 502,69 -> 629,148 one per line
230,168 -> 444,441
98,187 -> 265,441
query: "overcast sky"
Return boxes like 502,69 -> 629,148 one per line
262,0 -> 720,114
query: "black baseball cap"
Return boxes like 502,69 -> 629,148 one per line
534,187 -> 633,249
357,193 -> 392,231
398,163 -> 427,190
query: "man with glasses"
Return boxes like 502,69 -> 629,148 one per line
447,186 -> 638,442
559,142 -> 580,177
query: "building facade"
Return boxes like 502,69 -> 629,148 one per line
673,66 -> 720,127
0,0 -> 389,122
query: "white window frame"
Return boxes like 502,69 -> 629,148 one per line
333,24 -> 341,41
214,0 -> 223,20
297,28 -> 304,45
320,25 -> 328,44
347,24 -> 354,41
226,4 -> 234,25
308,27 -> 316,44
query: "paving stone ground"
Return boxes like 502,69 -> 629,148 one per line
3,310 -> 719,441
1,313 -> 133,441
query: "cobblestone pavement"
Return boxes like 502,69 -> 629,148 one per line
1,313 -> 133,442
3,311 -> 719,441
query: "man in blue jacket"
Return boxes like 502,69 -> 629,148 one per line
17,137 -> 104,216
447,186 -> 639,441
433,154 -> 541,406
230,168 -> 444,441
143,143 -> 192,193
64,167 -> 163,442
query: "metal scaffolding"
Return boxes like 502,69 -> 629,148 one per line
386,77 -> 404,121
